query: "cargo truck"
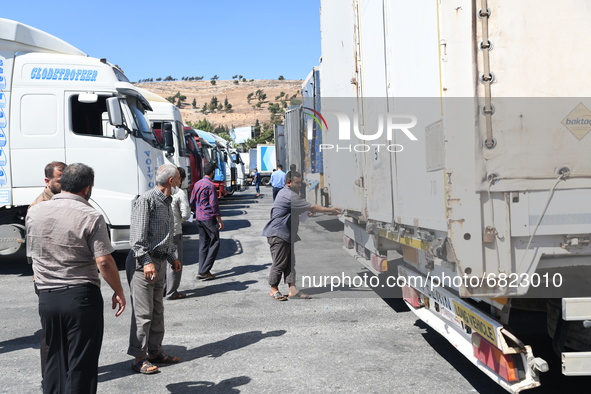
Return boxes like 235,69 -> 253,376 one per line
255,145 -> 276,186
136,88 -> 191,190
193,129 -> 227,198
0,18 -> 164,256
314,1 -> 591,392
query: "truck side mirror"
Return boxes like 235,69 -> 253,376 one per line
113,128 -> 126,140
163,123 -> 175,157
106,97 -> 124,127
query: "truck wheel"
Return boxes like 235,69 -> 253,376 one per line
261,176 -> 271,186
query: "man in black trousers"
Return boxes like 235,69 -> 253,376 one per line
190,162 -> 224,280
26,163 -> 126,393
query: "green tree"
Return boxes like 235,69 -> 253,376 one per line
210,96 -> 219,111
192,98 -> 197,108
256,122 -> 274,144
247,92 -> 254,104
176,94 -> 186,108
254,119 -> 261,138
244,138 -> 257,149
268,103 -> 282,115
224,97 -> 232,111
192,118 -> 213,132
278,75 -> 285,80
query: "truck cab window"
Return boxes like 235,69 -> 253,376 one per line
71,95 -> 109,137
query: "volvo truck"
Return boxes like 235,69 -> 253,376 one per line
0,18 -> 164,255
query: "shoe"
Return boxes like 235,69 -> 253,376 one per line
148,353 -> 180,364
167,292 -> 186,300
196,273 -> 216,281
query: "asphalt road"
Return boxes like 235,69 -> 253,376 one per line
0,188 -> 588,393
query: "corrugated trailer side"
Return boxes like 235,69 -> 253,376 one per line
319,0 -> 591,391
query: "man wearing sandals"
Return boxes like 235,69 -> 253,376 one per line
262,171 -> 341,301
128,164 -> 182,374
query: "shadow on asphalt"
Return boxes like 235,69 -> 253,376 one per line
314,218 -> 344,233
183,280 -> 258,298
170,330 -> 286,362
0,329 -> 39,355
98,330 -> 284,384
184,220 -> 251,234
214,263 -> 271,279
166,375 -> 251,393
181,239 -> 243,267
0,253 -> 33,276
219,210 -> 248,217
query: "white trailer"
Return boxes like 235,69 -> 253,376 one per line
0,18 -> 164,255
319,0 -> 591,391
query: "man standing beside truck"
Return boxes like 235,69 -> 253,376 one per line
26,163 -> 126,394
270,164 -> 286,200
128,164 -> 182,374
263,171 -> 341,300
28,160 -> 66,388
29,161 -> 66,207
191,162 -> 224,280
253,168 -> 261,198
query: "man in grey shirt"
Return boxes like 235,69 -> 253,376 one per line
262,171 -> 340,300
127,164 -> 182,374
26,163 -> 126,394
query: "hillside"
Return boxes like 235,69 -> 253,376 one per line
134,79 -> 303,131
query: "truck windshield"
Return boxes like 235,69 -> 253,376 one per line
126,97 -> 159,148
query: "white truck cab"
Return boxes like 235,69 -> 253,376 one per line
0,18 -> 164,255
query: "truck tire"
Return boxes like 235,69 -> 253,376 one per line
261,176 -> 271,186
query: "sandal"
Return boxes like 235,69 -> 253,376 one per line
131,359 -> 159,374
270,291 -> 288,301
288,292 -> 312,299
148,353 -> 180,364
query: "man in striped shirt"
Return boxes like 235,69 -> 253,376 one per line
190,162 -> 224,280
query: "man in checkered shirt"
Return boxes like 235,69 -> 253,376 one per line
126,164 -> 182,374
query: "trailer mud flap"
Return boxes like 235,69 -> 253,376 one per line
397,265 -> 544,392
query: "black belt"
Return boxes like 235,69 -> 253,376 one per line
151,251 -> 168,260
37,284 -> 88,293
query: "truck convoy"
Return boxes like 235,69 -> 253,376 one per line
279,1 -> 591,392
0,18 -> 165,256
192,129 -> 229,198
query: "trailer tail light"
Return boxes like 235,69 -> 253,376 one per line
472,333 -> 520,382
343,236 -> 354,249
401,285 -> 421,308
371,253 -> 388,272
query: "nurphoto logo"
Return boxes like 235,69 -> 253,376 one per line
317,110 -> 418,153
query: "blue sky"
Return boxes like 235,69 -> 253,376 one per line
2,0 -> 321,83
